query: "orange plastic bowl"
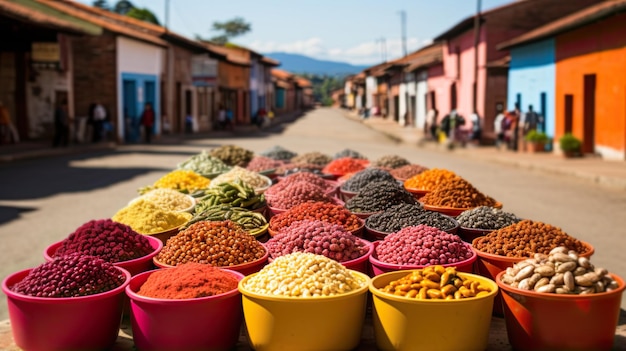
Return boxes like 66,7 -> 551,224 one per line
496,271 -> 625,351
153,246 -> 269,276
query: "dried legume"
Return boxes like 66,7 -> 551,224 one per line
372,155 -> 410,169
246,156 -> 284,172
186,205 -> 267,234
473,220 -> 587,258
210,166 -> 270,190
137,188 -> 194,212
333,148 -> 367,160
390,164 -> 429,180
267,172 -> 335,197
267,181 -> 335,210
261,145 -> 298,161
269,202 -> 363,233
155,220 -> 266,267
177,151 -> 231,175
376,225 -> 473,265
54,219 -> 153,263
137,263 -> 239,299
499,247 -> 619,294
11,253 -> 125,297
195,179 -> 266,212
380,266 -> 492,300
340,168 -> 396,193
266,220 -> 368,262
420,177 -> 498,208
112,199 -> 192,234
290,152 -> 332,167
366,203 -> 457,233
243,252 -> 365,297
209,145 -> 254,167
404,168 -> 458,190
456,206 -> 521,229
142,170 -> 210,194
345,180 -> 416,213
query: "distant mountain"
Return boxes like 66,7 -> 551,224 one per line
264,52 -> 371,76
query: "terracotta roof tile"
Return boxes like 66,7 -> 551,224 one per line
498,0 -> 626,50
0,0 -> 96,34
271,68 -> 293,80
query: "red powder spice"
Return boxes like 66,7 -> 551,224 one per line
138,263 -> 239,299
322,157 -> 368,175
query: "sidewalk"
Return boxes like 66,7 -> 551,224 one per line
344,110 -> 626,191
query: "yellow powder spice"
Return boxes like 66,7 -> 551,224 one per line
113,199 -> 192,234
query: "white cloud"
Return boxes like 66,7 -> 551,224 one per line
248,36 -> 429,66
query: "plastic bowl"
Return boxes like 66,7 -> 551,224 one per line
496,271 -> 625,351
403,186 -> 431,200
126,268 -> 245,351
153,246 -> 269,276
238,270 -> 370,351
364,215 -> 459,241
369,270 -> 498,351
369,241 -> 477,276
268,197 -> 344,219
472,238 -> 595,316
421,201 -> 503,217
2,266 -> 131,351
338,187 -> 359,202
349,209 -> 382,220
457,226 -> 494,243
43,235 -> 162,276
253,175 -> 273,195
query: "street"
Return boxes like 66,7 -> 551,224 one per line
1,106 -> 625,323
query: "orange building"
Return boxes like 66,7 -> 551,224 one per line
501,1 -> 626,160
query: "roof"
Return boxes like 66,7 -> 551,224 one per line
204,42 -> 251,66
404,43 -> 444,72
295,77 -> 312,88
498,0 -> 626,50
261,56 -> 280,67
433,0 -> 524,41
0,0 -> 99,35
38,0 -> 168,46
271,68 -> 293,81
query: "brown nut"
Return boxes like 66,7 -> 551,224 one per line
535,265 -> 555,277
556,261 -> 577,273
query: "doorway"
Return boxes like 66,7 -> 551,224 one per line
122,79 -> 137,143
583,74 -> 596,154
564,94 -> 573,134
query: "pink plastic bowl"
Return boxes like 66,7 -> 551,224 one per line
368,241 -> 477,277
126,268 -> 245,351
153,246 -> 269,276
43,235 -> 163,276
2,267 -> 131,351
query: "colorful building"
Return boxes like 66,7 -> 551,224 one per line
432,0 -> 603,141
500,0 -> 626,160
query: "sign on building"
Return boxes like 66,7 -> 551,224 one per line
192,55 -> 217,87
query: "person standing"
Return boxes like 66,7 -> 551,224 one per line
140,102 -> 155,144
470,110 -> 482,145
494,104 -> 506,150
92,101 -> 107,142
53,100 -> 70,147
524,105 -> 540,135
0,100 -> 19,144
217,104 -> 226,130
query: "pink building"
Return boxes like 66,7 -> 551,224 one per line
430,0 -> 603,141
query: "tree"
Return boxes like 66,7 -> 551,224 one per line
127,7 -> 160,25
209,17 -> 251,45
92,0 -> 110,10
112,0 -> 134,15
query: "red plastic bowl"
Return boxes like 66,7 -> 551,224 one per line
43,235 -> 163,276
2,267 -> 131,351
126,268 -> 245,351
496,271 -> 625,351
368,241 -> 477,277
153,246 -> 269,276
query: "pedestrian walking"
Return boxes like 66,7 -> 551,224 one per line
140,102 -> 155,144
494,104 -> 506,150
470,110 -> 482,145
91,101 -> 107,143
523,105 -> 542,135
506,104 -> 521,151
0,100 -> 19,144
53,99 -> 70,147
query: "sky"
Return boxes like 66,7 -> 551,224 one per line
77,0 -> 515,66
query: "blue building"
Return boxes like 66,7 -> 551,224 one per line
504,39 -> 556,139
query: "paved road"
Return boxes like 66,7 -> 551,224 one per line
1,107 -> 625,323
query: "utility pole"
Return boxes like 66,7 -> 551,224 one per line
472,0 -> 482,113
164,0 -> 170,31
399,10 -> 407,57
376,37 -> 387,62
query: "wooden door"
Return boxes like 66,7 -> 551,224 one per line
583,74 -> 596,154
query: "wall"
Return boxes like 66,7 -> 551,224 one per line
508,39 -> 556,138
117,36 -> 163,141
555,12 -> 626,160
365,76 -> 376,109
26,69 -> 71,138
415,70 -> 428,131
427,63 -> 447,124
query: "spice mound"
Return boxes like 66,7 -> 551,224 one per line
291,152 -> 332,167
138,263 -> 239,299
246,156 -> 284,172
177,150 -> 231,175
267,181 -> 335,210
261,145 -> 298,161
243,252 -> 366,297
456,206 -> 521,230
11,253 -> 125,297
273,172 -> 336,194
390,164 -> 429,180
137,188 -> 194,212
499,247 -> 619,294
210,166 -> 270,190
54,219 -> 154,263
376,225 -> 473,266
195,179 -> 266,213
341,168 -> 396,193
333,148 -> 368,160
380,266 -> 492,300
266,220 -> 368,262
404,168 -> 457,190
366,203 -> 456,233
345,180 -> 416,213
269,202 -> 363,233
322,157 -> 368,175
149,169 -> 210,194
209,145 -> 254,167
420,177 -> 497,208
112,199 -> 192,234
372,154 -> 410,169
473,220 -> 586,258
155,220 -> 266,267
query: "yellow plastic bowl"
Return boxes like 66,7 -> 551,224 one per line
369,270 -> 498,351
238,270 -> 370,351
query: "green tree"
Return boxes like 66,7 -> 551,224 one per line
127,7 -> 160,25
112,0 -> 134,15
209,17 -> 251,45
92,0 -> 110,10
